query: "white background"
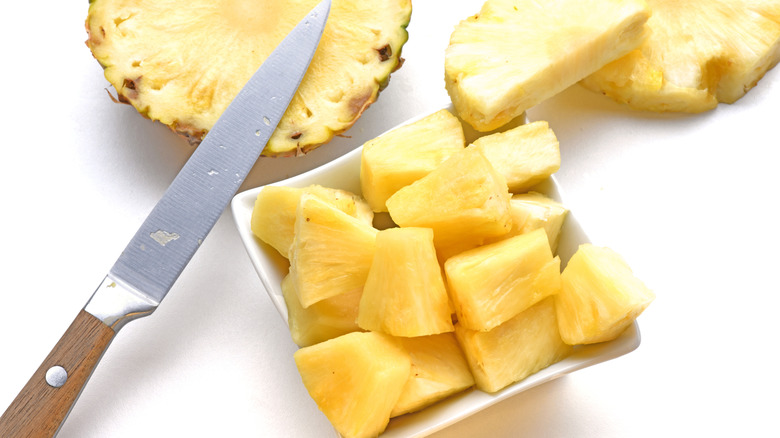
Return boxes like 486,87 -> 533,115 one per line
2,1 -> 779,437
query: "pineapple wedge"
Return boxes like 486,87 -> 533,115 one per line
357,227 -> 454,337
445,0 -> 651,131
294,331 -> 411,438
455,297 -> 572,393
86,0 -> 412,156
470,121 -> 560,193
582,0 -> 780,112
251,185 -> 373,258
557,244 -> 655,344
360,109 -> 465,212
289,194 -> 378,308
445,228 -> 561,332
391,333 -> 475,417
486,192 -> 569,254
386,147 -> 512,259
281,274 -> 362,347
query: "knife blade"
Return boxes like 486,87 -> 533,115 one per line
0,1 -> 330,436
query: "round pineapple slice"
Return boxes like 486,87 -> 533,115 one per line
582,0 -> 780,112
85,0 -> 411,156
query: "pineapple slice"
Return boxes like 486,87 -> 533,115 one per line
357,227 -> 454,337
470,121 -> 560,193
557,244 -> 655,344
294,331 -> 411,438
251,185 -> 373,258
445,228 -> 561,331
281,274 -> 362,347
289,194 -> 378,308
391,333 -> 475,417
360,109 -> 465,212
385,147 -> 512,259
582,0 -> 780,112
444,0 -> 651,131
454,297 -> 572,393
486,192 -> 569,254
86,0 -> 412,156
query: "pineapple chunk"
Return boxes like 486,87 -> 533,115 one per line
391,333 -> 475,417
470,121 -> 560,193
455,297 -> 572,393
486,192 -> 568,253
357,227 -> 454,337
557,244 -> 655,344
360,109 -> 465,212
294,332 -> 411,438
445,228 -> 561,331
281,274 -> 362,348
386,147 -> 512,259
251,185 -> 373,258
582,0 -> 780,112
445,0 -> 651,131
289,194 -> 378,308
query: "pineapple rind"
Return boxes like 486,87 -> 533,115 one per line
85,0 -> 412,156
444,0 -> 651,131
454,297 -> 572,393
445,228 -> 561,332
357,227 -> 454,337
557,244 -> 655,344
289,195 -> 378,308
391,333 -> 475,418
360,109 -> 465,212
582,0 -> 780,112
293,331 -> 411,438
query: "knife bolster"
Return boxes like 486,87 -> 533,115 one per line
84,275 -> 159,332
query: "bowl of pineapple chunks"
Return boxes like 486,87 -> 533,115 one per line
231,107 -> 654,438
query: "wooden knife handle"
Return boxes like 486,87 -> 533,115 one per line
0,310 -> 115,438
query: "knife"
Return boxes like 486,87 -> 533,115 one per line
0,1 -> 330,436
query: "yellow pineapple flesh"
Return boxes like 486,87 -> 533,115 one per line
293,331 -> 411,438
289,194 -> 377,308
486,192 -> 569,254
251,184 -> 373,258
281,274 -> 362,347
582,0 -> 780,112
391,333 -> 475,417
454,297 -> 572,393
445,228 -> 561,332
385,147 -> 512,259
85,0 -> 412,155
470,121 -> 561,193
445,0 -> 651,131
357,227 -> 454,337
556,244 -> 655,344
360,109 -> 465,212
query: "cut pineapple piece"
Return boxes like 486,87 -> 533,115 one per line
391,333 -> 475,417
281,274 -> 362,347
557,244 -> 655,344
470,121 -> 560,192
289,194 -> 377,308
386,147 -> 512,259
486,192 -> 568,253
357,227 -> 454,337
445,0 -> 651,131
251,185 -> 373,258
582,0 -> 780,112
294,331 -> 411,438
455,297 -> 572,393
360,109 -> 465,212
445,228 -> 561,331
86,0 -> 412,155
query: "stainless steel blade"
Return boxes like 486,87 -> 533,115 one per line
107,1 -> 330,306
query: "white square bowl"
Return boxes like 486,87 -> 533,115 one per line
230,116 -> 641,438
